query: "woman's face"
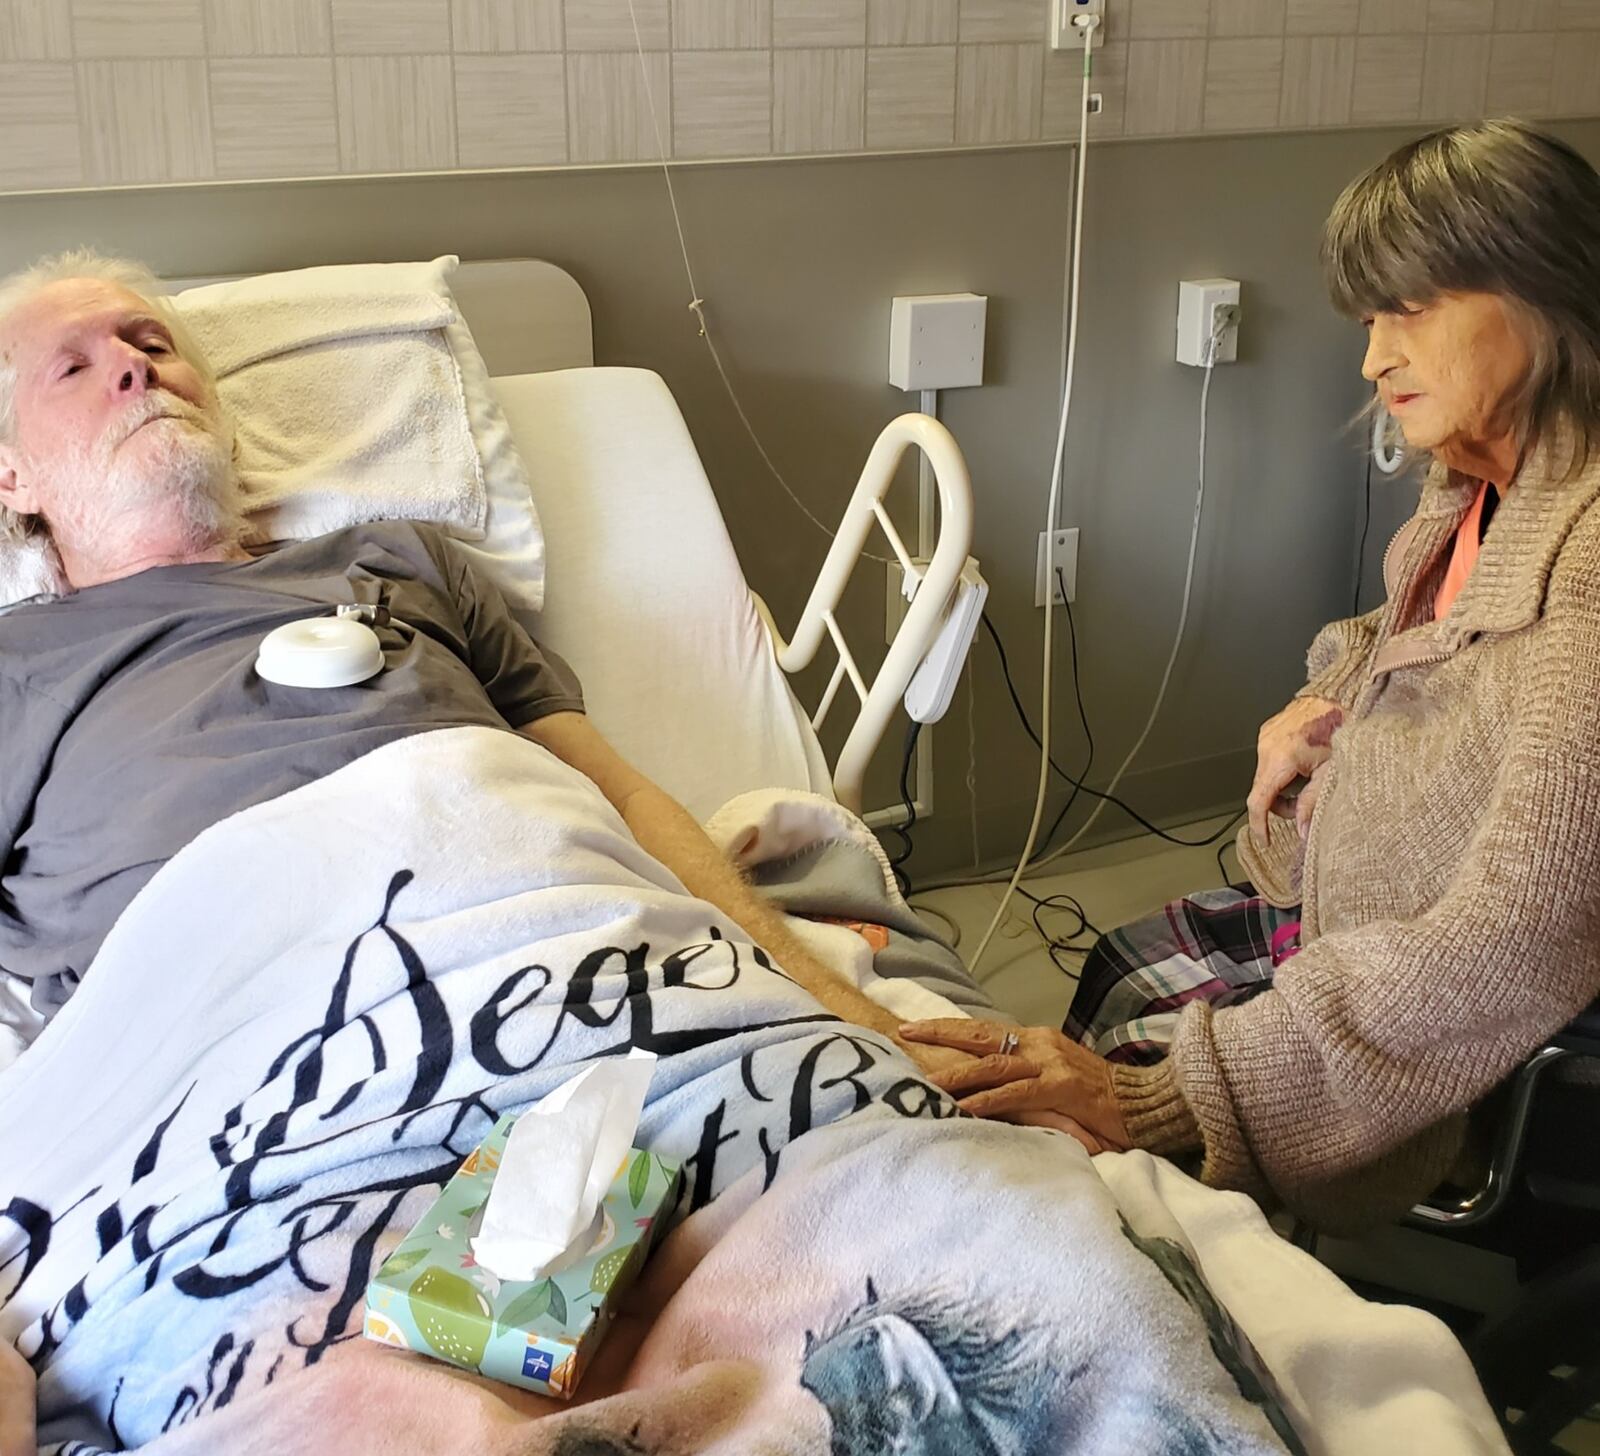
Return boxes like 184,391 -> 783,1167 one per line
1360,291 -> 1531,460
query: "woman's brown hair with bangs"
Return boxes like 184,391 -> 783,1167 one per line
1321,119 -> 1600,480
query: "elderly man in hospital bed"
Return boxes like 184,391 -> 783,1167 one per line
0,255 -> 1504,1456
0,256 -> 954,1073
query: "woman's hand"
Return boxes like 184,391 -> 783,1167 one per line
1295,760 -> 1332,839
897,1020 -> 1129,1154
893,1034 -> 979,1083
1247,694 -> 1344,843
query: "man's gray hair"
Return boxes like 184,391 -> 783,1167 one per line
0,249 -> 217,544
1322,119 -> 1600,480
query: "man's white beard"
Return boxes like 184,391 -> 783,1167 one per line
36,391 -> 242,556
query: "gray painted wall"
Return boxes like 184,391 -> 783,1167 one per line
4,122 -> 1594,875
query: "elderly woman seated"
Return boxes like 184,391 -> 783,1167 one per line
904,119 -> 1600,1232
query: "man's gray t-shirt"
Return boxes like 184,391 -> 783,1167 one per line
0,520 -> 583,1012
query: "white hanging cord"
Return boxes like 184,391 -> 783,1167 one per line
1029,306 -> 1231,873
965,16 -> 1098,976
622,0 -> 892,563
965,662 -> 981,871
1371,403 -> 1406,475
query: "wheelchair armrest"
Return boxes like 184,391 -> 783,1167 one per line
1409,1004 -> 1600,1229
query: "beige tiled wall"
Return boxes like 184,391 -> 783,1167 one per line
2,0 -> 1599,191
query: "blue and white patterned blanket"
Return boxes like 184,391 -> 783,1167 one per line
0,727 -> 1294,1454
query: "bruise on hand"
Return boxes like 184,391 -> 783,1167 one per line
1302,707 -> 1344,749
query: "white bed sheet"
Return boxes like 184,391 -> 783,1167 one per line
492,368 -> 830,822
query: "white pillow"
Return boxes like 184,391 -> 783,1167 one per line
0,536 -> 64,611
174,257 -> 546,614
435,273 -> 547,617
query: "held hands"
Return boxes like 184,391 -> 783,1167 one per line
1247,694 -> 1343,844
897,1019 -> 1130,1156
892,1034 -> 981,1084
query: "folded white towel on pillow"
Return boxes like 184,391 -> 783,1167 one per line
174,262 -> 487,547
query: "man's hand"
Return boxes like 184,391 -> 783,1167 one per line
1010,1110 -> 1116,1155
0,1339 -> 36,1456
1247,694 -> 1343,844
897,1019 -> 1129,1153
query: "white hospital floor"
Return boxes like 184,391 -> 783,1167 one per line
913,820 -> 1600,1455
910,811 -> 1241,1029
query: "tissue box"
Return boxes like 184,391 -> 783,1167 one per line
363,1114 -> 681,1399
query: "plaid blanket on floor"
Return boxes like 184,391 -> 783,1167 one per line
1065,890 -> 1302,1064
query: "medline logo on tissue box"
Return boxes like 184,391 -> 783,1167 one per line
363,1113 -> 681,1399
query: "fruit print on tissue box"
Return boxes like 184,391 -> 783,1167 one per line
363,1113 -> 682,1399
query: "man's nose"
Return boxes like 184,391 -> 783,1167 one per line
109,339 -> 157,395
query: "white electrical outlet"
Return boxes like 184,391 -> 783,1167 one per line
1035,528 -> 1079,607
1176,278 -> 1241,367
1050,0 -> 1107,50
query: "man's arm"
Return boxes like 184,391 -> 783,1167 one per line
519,712 -> 928,1049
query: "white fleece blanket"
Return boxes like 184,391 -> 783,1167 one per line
1095,1152 -> 1509,1456
0,727 -> 1298,1455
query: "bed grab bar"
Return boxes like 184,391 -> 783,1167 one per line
759,412 -> 975,814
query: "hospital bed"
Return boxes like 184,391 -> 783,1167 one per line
0,256 -> 1510,1455
173,256 -> 975,824
470,258 -> 1519,1452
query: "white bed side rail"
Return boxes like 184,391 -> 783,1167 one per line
758,412 -> 974,814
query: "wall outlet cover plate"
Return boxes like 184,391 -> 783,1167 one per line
1036,528 -> 1079,607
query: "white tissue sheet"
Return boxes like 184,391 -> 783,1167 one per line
469,1049 -> 657,1281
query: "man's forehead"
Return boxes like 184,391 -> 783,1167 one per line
3,277 -> 163,361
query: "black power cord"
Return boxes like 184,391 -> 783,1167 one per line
1013,881 -> 1102,975
885,718 -> 922,894
981,606 -> 1244,853
1038,583 -> 1095,854
1216,834 -> 1240,891
1353,448 -> 1375,616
